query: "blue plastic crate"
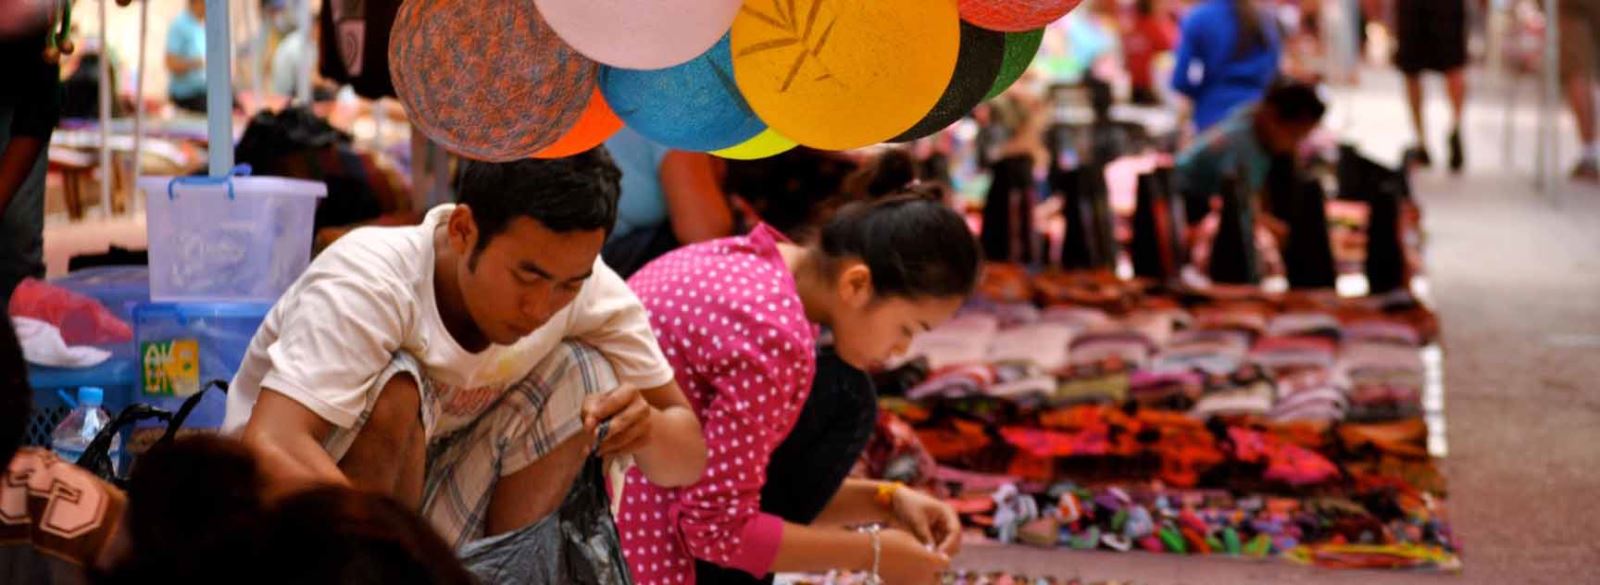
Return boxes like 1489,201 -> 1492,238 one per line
25,266 -> 149,449
25,359 -> 139,449
132,302 -> 271,430
48,266 -> 150,322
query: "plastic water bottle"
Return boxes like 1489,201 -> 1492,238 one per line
51,387 -> 119,474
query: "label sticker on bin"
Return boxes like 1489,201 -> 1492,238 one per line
142,339 -> 200,397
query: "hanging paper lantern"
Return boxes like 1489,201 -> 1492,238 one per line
985,28 -> 1045,100
533,90 -> 625,158
959,0 -> 1083,33
533,0 -> 743,70
390,0 -> 596,162
890,21 -> 1006,142
600,35 -> 767,152
711,128 -> 798,160
732,0 -> 961,151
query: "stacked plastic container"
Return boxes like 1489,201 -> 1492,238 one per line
128,173 -> 326,433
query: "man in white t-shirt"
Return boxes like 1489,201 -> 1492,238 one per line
223,150 -> 706,549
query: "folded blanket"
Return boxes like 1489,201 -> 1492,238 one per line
987,323 -> 1076,371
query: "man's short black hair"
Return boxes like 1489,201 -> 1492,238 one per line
1263,81 -> 1327,125
455,148 -> 622,268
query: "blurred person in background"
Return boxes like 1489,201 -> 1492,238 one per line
1393,0 -> 1469,171
166,0 -> 209,113
1172,0 -> 1284,132
600,127 -> 734,278
1175,80 -> 1327,226
1560,0 -> 1600,181
0,17 -> 60,309
1123,0 -> 1180,105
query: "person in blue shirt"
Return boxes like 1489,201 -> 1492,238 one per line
166,0 -> 208,113
1175,81 -> 1325,226
1170,0 -> 1282,132
598,128 -> 733,278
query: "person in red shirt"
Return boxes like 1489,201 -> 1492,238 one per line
1123,0 -> 1180,105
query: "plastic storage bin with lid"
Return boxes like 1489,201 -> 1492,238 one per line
133,302 -> 271,436
138,172 -> 326,303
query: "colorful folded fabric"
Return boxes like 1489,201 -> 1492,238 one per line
1071,332 -> 1158,369
1170,328 -> 1254,354
991,302 -> 1044,328
908,365 -> 997,400
1129,370 -> 1205,410
988,323 -> 1077,371
1119,310 -> 1180,348
1194,308 -> 1269,337
1040,305 -> 1113,332
1053,370 -> 1132,405
1190,380 -> 1275,419
989,375 -> 1060,400
1342,319 -> 1422,346
1267,312 -> 1343,339
1340,341 -> 1425,372
905,314 -> 1000,369
1251,336 -> 1339,373
1152,346 -> 1245,376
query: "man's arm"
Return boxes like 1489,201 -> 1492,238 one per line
0,136 -> 46,213
570,261 -> 708,486
581,379 -> 706,488
2,33 -> 60,211
165,54 -> 203,76
240,389 -> 348,500
659,151 -> 733,244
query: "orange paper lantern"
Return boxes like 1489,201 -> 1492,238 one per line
534,90 -> 624,158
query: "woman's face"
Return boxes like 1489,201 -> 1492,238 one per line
825,263 -> 965,371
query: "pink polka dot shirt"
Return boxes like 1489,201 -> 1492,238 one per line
619,224 -> 818,584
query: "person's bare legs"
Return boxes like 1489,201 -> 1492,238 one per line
483,432 -> 590,536
1567,73 -> 1599,180
339,374 -> 427,508
1445,68 -> 1466,171
1404,74 -> 1431,165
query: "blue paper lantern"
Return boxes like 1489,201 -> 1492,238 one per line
600,34 -> 767,152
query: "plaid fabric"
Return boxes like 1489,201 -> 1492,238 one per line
328,342 -> 617,548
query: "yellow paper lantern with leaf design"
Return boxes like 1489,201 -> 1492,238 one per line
730,0 -> 961,151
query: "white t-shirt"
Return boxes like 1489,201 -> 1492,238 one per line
221,205 -> 674,439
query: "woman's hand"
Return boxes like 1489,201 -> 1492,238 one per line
889,487 -> 963,556
879,529 -> 950,585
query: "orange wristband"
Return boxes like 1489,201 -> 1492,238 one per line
875,481 -> 904,507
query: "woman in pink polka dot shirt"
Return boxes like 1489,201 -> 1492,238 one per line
619,194 -> 981,585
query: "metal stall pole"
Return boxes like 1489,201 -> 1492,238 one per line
97,0 -> 112,216
205,0 -> 233,176
131,0 -> 149,213
296,0 -> 312,105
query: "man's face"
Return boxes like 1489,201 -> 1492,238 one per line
452,210 -> 606,346
1261,109 -> 1318,155
190,0 -> 207,19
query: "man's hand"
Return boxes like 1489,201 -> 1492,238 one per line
582,386 -> 655,458
889,486 -> 963,556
